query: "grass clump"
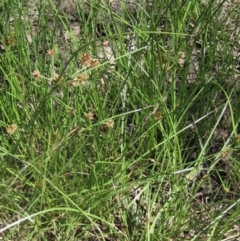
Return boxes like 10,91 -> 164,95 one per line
0,0 -> 240,240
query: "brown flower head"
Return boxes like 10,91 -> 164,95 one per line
6,124 -> 18,134
70,108 -> 76,115
47,49 -> 55,57
32,70 -> 41,79
4,32 -> 15,46
101,119 -> 115,132
221,149 -> 232,160
154,111 -> 163,120
84,111 -> 94,121
90,58 -> 99,68
177,51 -> 185,67
80,53 -> 91,66
177,58 -> 185,68
106,120 -> 114,128
51,74 -> 63,84
178,51 -> 186,59
72,74 -> 88,86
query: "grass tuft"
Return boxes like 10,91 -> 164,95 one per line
0,0 -> 239,240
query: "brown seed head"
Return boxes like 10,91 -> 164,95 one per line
32,70 -> 41,79
80,53 -> 91,66
6,124 -> 18,134
47,49 -> 55,57
84,111 -> 94,120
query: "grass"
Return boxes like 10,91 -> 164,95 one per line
0,0 -> 240,240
